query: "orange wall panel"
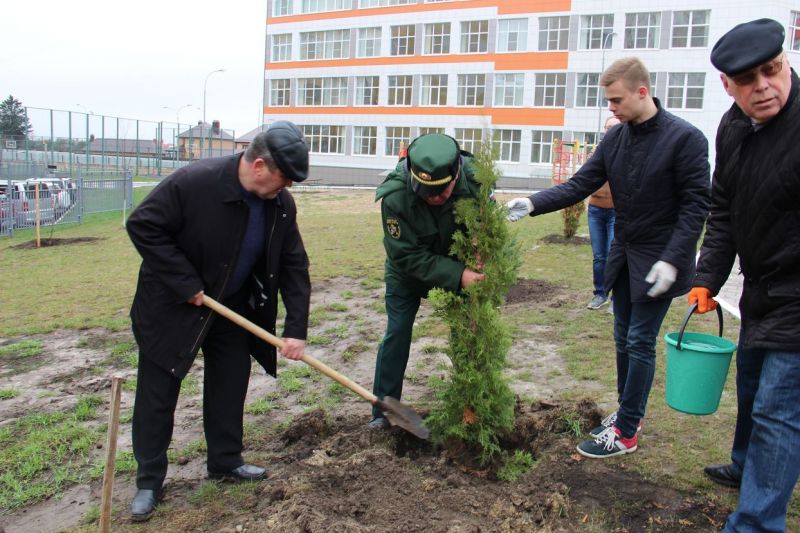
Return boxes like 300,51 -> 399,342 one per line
266,52 -> 567,70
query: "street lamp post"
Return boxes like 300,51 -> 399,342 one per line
202,69 -> 226,126
162,104 -> 194,128
596,31 -> 617,136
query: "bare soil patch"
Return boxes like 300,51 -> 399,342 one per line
541,234 -> 591,246
10,237 -> 102,249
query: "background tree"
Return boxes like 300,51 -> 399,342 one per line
561,201 -> 584,239
0,95 -> 33,140
427,141 -> 522,464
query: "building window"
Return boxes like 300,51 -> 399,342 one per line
672,10 -> 710,48
575,73 -> 605,108
302,125 -> 345,154
421,74 -> 448,106
531,130 -> 556,163
271,34 -> 292,62
385,127 -> 411,156
273,0 -> 292,16
419,127 -> 445,135
424,23 -> 451,54
666,72 -> 705,109
579,14 -> 614,50
494,73 -> 524,107
457,74 -> 485,106
454,128 -> 482,153
538,16 -> 569,51
391,25 -> 416,56
624,12 -> 661,49
269,79 -> 291,106
388,75 -> 413,106
300,30 -> 350,60
574,131 -> 599,146
353,126 -> 377,155
460,20 -> 489,53
360,0 -> 414,7
297,77 -> 348,106
492,129 -> 521,162
498,18 -> 527,52
792,11 -> 800,51
302,0 -> 348,14
358,27 -> 382,57
355,76 -> 379,106
533,73 -> 566,107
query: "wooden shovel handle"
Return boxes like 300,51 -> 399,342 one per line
202,295 -> 378,405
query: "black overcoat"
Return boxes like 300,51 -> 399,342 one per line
528,101 -> 710,302
127,154 -> 310,379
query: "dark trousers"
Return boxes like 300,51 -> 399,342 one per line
372,283 -> 421,419
611,265 -> 672,438
132,296 -> 252,489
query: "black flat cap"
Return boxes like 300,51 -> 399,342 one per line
264,120 -> 309,182
711,18 -> 785,76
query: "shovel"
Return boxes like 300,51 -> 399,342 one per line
202,295 -> 429,440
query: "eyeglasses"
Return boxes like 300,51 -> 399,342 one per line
729,57 -> 784,86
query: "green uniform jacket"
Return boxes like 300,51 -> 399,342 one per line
375,154 -> 481,296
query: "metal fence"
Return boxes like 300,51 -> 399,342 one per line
0,164 -> 133,238
1,107 -> 239,178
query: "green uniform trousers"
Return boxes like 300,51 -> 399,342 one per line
372,283 -> 422,419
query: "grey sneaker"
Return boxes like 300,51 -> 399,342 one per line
587,295 -> 609,310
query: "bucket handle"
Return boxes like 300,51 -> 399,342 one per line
676,303 -> 724,351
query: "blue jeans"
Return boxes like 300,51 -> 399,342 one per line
611,265 -> 672,438
587,204 -> 615,297
724,337 -> 800,533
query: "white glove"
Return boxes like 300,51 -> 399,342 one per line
645,261 -> 677,297
505,198 -> 534,222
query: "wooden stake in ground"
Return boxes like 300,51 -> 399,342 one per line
100,376 -> 123,533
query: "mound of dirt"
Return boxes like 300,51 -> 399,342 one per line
11,237 -> 101,249
540,234 -> 591,246
506,278 -> 561,305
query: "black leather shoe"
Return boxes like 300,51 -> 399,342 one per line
208,463 -> 266,482
704,463 -> 741,488
130,488 -> 161,522
367,417 -> 390,430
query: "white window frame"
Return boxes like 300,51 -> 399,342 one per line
271,34 -> 292,62
391,25 -> 416,56
492,129 -> 521,162
385,127 -> 411,156
388,75 -> 413,106
671,10 -> 710,48
421,74 -> 448,106
360,0 -> 414,7
302,125 -> 345,154
353,126 -> 377,155
454,128 -> 482,154
460,20 -> 489,53
457,73 -> 485,106
424,22 -> 451,55
533,73 -> 566,107
538,16 -> 569,51
273,0 -> 292,16
624,12 -> 661,50
301,0 -> 349,14
666,72 -> 705,109
419,127 -> 445,135
355,76 -> 379,106
497,18 -> 527,53
297,77 -> 348,106
357,27 -> 382,57
493,73 -> 524,107
579,14 -> 614,50
792,11 -> 800,51
269,79 -> 291,106
299,30 -> 350,60
575,73 -> 605,108
531,130 -> 557,164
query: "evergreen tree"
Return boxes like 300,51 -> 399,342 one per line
426,142 -> 521,464
0,95 -> 33,140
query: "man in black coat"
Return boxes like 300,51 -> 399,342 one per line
689,19 -> 800,533
506,57 -> 710,459
126,121 -> 311,521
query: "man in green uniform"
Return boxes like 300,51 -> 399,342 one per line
369,133 -> 486,429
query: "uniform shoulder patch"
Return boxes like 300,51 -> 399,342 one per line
386,217 -> 401,239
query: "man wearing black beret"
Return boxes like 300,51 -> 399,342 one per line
125,120 -> 311,521
689,18 -> 800,532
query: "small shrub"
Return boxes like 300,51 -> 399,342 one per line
497,450 -> 535,482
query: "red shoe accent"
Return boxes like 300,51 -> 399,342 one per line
613,426 -> 638,448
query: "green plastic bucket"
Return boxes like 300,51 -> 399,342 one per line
664,304 -> 737,415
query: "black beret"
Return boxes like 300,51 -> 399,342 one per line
711,19 -> 785,76
264,120 -> 309,182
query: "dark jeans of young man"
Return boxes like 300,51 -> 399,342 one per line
587,205 -> 615,297
724,334 -> 800,533
611,265 -> 672,438
133,294 -> 252,489
372,283 -> 422,419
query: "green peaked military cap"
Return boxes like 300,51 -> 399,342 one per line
407,133 -> 461,198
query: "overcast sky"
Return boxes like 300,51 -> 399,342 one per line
2,0 -> 267,137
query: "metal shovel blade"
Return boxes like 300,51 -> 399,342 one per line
377,396 -> 430,440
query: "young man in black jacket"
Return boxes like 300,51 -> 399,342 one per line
126,121 -> 311,521
689,19 -> 800,532
507,57 -> 710,459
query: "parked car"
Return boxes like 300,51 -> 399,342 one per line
0,181 -> 28,228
